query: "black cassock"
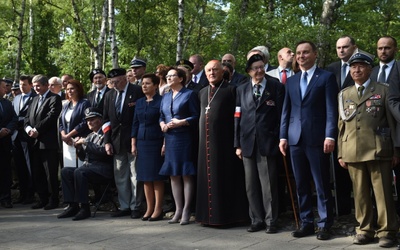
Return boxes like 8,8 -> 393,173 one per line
196,80 -> 249,226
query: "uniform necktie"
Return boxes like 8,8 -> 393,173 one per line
281,69 -> 287,84
341,63 -> 347,87
378,64 -> 388,83
253,84 -> 261,103
300,72 -> 308,98
115,90 -> 124,116
358,86 -> 365,99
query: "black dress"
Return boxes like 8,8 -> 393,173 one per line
196,80 -> 249,226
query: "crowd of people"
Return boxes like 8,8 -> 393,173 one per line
1,35 -> 400,248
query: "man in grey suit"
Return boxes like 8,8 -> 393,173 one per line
267,47 -> 295,84
24,75 -> 62,210
58,107 -> 113,221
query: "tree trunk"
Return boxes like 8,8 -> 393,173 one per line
231,0 -> 248,53
97,0 -> 108,69
15,0 -> 26,81
318,0 -> 338,67
176,0 -> 184,61
109,0 -> 118,68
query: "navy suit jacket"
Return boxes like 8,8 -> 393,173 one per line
230,71 -> 247,86
280,68 -> 338,146
0,98 -> 17,151
234,75 -> 284,157
131,94 -> 163,140
326,61 -> 354,90
103,83 -> 144,154
24,91 -> 62,149
371,60 -> 400,85
59,99 -> 91,137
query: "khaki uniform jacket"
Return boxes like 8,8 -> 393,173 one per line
338,81 -> 398,162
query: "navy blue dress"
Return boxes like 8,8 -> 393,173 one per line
131,94 -> 166,181
159,87 -> 199,176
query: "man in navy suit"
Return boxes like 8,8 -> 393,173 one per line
0,80 -> 17,208
24,74 -> 62,210
325,35 -> 357,216
12,75 -> 36,204
279,41 -> 338,240
235,54 -> 284,234
103,68 -> 144,218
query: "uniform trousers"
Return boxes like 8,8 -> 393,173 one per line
243,144 -> 278,226
347,160 -> 398,238
61,166 -> 111,204
114,151 -> 144,211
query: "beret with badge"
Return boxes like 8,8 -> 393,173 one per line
89,68 -> 106,82
107,68 -> 126,78
245,54 -> 264,73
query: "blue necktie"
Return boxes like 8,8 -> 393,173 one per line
300,72 -> 308,98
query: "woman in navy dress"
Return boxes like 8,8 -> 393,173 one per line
159,68 -> 199,225
131,74 -> 166,221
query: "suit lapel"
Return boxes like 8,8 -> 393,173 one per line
258,81 -> 271,109
244,82 -> 256,109
302,68 -> 321,100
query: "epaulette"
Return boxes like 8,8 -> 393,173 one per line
377,82 -> 389,87
341,85 -> 353,92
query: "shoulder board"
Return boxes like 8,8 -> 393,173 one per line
341,85 -> 353,92
377,82 -> 389,87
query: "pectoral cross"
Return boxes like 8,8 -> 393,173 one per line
205,105 -> 210,114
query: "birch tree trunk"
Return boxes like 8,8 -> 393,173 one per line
109,0 -> 118,68
97,0 -> 108,69
15,0 -> 26,81
318,0 -> 337,67
176,0 -> 184,61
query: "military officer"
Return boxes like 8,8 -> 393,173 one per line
337,51 -> 399,248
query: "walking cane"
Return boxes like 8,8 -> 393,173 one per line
282,155 -> 299,229
330,152 -> 339,219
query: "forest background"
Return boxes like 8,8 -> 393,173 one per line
1,0 -> 399,91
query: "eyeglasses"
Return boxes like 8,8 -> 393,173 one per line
166,74 -> 178,78
250,66 -> 265,71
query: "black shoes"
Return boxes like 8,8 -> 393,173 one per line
73,205 -> 91,221
353,234 -> 374,245
57,204 -> 79,219
1,200 -> 13,208
316,228 -> 331,240
265,225 -> 278,234
292,225 -> 315,238
111,209 -> 131,217
130,210 -> 142,219
247,223 -> 266,232
378,237 -> 395,248
148,213 -> 164,221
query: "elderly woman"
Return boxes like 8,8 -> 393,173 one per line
59,79 -> 91,167
131,73 -> 166,221
159,67 -> 199,225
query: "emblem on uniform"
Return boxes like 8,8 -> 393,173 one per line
265,100 -> 275,106
369,94 -> 381,100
